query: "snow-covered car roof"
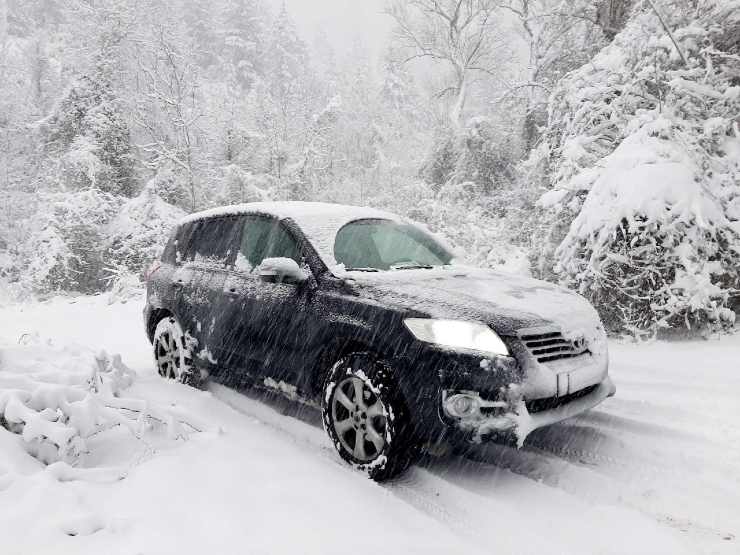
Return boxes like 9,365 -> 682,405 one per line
180,201 -> 405,269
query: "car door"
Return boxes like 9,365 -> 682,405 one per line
177,216 -> 242,371
167,221 -> 202,341
213,214 -> 318,388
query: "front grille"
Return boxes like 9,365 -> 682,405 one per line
518,329 -> 590,363
526,384 -> 598,414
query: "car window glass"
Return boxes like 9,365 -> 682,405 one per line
334,219 -> 452,271
236,216 -> 303,273
183,217 -> 241,267
265,224 -> 301,263
236,216 -> 273,272
371,227 -> 442,267
174,223 -> 196,265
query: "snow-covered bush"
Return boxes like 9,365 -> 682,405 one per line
215,164 -> 272,205
421,117 -> 518,195
146,162 -> 193,210
8,185 -> 183,298
531,0 -> 740,336
103,266 -> 146,304
452,117 -> 517,195
104,185 -> 186,278
557,126 -> 740,336
21,190 -> 121,294
0,341 -> 204,466
372,181 -> 531,274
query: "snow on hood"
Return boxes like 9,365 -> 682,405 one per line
346,265 -> 602,337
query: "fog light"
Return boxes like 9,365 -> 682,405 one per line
453,396 -> 473,415
444,393 -> 480,418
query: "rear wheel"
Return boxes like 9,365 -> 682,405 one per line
322,353 -> 416,481
152,316 -> 204,388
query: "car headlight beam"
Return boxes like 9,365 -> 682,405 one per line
403,318 -> 509,356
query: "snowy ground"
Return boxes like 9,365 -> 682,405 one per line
0,294 -> 738,555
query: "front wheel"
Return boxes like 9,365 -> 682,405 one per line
152,316 -> 204,388
322,353 -> 416,481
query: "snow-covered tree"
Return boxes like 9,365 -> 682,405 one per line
498,0 -> 606,150
21,189 -> 120,294
257,3 -> 310,192
532,0 -> 740,336
40,4 -> 137,197
104,184 -> 186,277
133,19 -> 203,211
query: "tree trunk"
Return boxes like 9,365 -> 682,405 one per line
596,0 -> 633,40
449,75 -> 467,131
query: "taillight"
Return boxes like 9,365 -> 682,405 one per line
144,261 -> 161,281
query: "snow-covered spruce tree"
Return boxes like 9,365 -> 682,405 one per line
532,0 -> 740,337
258,2 -> 310,196
42,25 -> 137,197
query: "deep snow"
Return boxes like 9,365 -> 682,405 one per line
0,294 -> 738,555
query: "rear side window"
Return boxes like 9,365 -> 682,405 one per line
179,217 -> 242,267
235,215 -> 302,273
171,223 -> 196,265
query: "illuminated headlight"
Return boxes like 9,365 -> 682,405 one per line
403,319 -> 509,356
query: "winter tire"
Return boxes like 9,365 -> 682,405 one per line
322,353 -> 416,482
152,316 -> 204,388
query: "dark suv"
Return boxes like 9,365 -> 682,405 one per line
144,202 -> 615,480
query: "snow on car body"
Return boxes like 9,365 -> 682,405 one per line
144,201 -> 615,479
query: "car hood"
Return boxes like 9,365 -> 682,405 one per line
346,265 -> 602,337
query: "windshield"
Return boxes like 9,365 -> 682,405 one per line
334,219 -> 453,271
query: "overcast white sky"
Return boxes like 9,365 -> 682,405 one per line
265,0 -> 392,59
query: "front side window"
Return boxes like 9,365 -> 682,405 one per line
334,219 -> 453,271
236,216 -> 302,273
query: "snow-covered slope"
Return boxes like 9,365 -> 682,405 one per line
0,295 -> 738,555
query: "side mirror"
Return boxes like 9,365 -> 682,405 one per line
258,257 -> 309,284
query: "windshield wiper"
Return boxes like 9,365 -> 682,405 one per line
390,263 -> 434,270
344,267 -> 380,272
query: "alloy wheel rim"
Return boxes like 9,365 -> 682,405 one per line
331,376 -> 388,462
155,330 -> 181,379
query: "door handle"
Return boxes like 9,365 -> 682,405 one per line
226,287 -> 239,297
173,279 -> 184,288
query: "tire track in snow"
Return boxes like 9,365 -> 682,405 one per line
207,382 -> 686,555
209,384 -> 524,552
208,383 -> 561,552
478,417 -> 740,553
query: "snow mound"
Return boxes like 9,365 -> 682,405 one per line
0,339 -> 204,471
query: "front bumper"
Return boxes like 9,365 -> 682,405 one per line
444,375 -> 616,446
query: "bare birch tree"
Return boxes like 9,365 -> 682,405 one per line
133,24 -> 203,211
386,0 -> 504,130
